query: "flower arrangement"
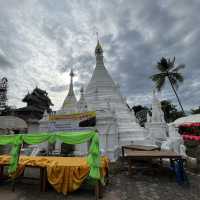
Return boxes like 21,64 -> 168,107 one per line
179,123 -> 200,157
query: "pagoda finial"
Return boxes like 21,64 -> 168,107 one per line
70,68 -> 74,78
95,33 -> 103,56
67,68 -> 75,97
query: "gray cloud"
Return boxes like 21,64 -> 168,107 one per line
0,0 -> 200,111
0,53 -> 12,68
49,85 -> 66,93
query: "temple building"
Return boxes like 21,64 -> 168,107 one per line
37,40 -> 188,159
84,40 -> 148,159
15,87 -> 53,132
0,41 -> 186,159
39,40 -> 154,160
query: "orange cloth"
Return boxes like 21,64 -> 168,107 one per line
0,155 -> 109,195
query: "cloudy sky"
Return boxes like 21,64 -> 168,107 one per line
0,0 -> 200,111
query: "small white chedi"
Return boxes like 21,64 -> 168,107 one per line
145,90 -> 186,156
145,90 -> 167,145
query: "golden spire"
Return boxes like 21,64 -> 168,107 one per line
95,32 -> 103,55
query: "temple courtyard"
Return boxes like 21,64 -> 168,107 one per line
0,162 -> 199,200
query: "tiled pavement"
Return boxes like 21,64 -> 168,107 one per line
0,166 -> 199,200
106,169 -> 200,200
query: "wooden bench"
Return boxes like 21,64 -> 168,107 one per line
122,149 -> 188,184
121,145 -> 160,157
0,164 -> 47,192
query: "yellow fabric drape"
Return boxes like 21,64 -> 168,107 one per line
0,155 -> 109,195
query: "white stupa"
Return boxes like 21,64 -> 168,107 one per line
40,69 -> 80,133
151,90 -> 165,123
145,90 -> 167,145
37,39 -> 188,160
77,87 -> 88,113
84,40 -> 147,159
39,40 -> 151,160
60,69 -> 78,114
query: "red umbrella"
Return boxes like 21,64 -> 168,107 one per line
179,122 -> 200,128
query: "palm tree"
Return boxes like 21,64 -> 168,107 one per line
150,57 -> 185,113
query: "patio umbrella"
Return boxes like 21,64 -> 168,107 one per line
171,114 -> 200,127
0,116 -> 27,130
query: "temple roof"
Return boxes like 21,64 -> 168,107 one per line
15,105 -> 44,112
23,87 -> 53,106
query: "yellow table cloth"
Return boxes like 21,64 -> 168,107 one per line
0,155 -> 109,195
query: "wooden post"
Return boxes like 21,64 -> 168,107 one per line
43,167 -> 47,192
40,167 -> 43,192
128,159 -> 133,175
40,167 -> 47,192
95,181 -> 100,200
95,181 -> 103,199
122,146 -> 125,158
0,165 -> 4,177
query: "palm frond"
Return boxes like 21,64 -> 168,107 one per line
171,64 -> 185,72
167,57 -> 176,71
156,76 -> 166,91
170,72 -> 184,83
150,73 -> 166,91
156,57 -> 169,72
150,73 -> 166,81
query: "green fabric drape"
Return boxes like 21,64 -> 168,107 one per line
0,131 -> 101,180
22,133 -> 51,144
0,135 -> 19,145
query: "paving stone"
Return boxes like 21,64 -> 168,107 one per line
1,166 -> 200,200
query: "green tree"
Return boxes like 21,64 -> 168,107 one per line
161,100 -> 185,123
132,105 -> 149,126
132,105 -> 149,114
150,57 -> 185,113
